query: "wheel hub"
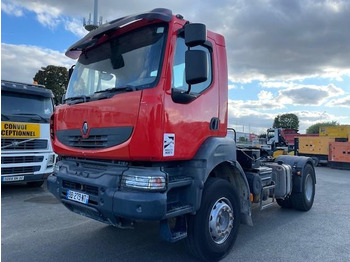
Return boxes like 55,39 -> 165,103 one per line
208,197 -> 234,244
305,173 -> 313,202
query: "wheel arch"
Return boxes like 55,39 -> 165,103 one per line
275,155 -> 316,193
192,137 -> 253,225
208,161 -> 252,226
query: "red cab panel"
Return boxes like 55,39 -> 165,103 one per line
52,91 -> 141,159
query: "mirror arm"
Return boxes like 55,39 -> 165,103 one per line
186,84 -> 192,94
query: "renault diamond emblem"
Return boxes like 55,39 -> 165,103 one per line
82,122 -> 88,136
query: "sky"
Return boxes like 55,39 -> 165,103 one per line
1,0 -> 350,134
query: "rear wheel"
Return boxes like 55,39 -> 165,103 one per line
291,164 -> 315,211
185,178 -> 240,262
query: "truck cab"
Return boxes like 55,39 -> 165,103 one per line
1,80 -> 56,187
47,9 -> 316,262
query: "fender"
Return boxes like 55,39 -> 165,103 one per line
275,155 -> 316,193
193,137 -> 252,225
193,137 -> 236,180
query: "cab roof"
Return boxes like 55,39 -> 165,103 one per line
1,80 -> 54,98
65,8 -> 173,59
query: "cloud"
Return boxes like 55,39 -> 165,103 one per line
1,1 -> 24,17
326,95 -> 350,108
277,83 -> 345,105
228,84 -> 237,90
228,83 -> 345,110
257,90 -> 274,100
2,0 -> 350,133
229,99 -> 284,111
228,103 -> 348,134
1,43 -> 72,84
228,101 -> 275,134
27,3 -> 62,29
260,81 -> 295,89
2,0 -> 84,36
5,0 -> 350,82
293,110 -> 348,132
64,18 -> 87,38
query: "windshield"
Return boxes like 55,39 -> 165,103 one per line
1,91 -> 53,123
65,24 -> 167,101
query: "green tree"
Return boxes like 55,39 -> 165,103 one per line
273,113 -> 299,129
306,121 -> 338,134
33,65 -> 68,104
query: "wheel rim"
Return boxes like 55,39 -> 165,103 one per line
208,197 -> 234,244
305,173 -> 313,202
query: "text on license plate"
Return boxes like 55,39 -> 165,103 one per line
67,190 -> 89,204
2,176 -> 25,182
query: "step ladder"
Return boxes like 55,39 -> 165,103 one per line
260,181 -> 276,211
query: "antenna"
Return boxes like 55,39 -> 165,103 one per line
83,0 -> 103,31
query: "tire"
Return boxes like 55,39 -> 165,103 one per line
291,164 -> 315,211
185,178 -> 240,262
276,197 -> 293,209
27,181 -> 44,187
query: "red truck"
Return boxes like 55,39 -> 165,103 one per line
48,9 -> 316,261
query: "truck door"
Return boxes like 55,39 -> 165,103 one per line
163,35 -> 219,160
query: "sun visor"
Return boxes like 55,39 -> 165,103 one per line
65,8 -> 173,59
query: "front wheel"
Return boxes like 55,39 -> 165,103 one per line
185,178 -> 240,262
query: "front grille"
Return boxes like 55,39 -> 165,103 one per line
1,139 -> 48,150
1,166 -> 41,175
56,127 -> 133,150
68,135 -> 108,149
62,180 -> 99,196
1,156 -> 44,164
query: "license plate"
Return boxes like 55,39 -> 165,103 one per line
2,176 -> 25,182
67,190 -> 89,204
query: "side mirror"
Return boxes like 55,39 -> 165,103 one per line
184,23 -> 207,47
185,50 -> 208,85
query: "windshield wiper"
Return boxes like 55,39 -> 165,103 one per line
64,95 -> 91,105
12,113 -> 48,123
1,113 -> 10,121
94,85 -> 137,95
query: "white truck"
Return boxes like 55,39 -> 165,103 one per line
1,80 -> 56,187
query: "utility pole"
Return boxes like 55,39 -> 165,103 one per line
83,0 -> 103,31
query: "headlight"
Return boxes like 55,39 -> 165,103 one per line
46,154 -> 55,168
53,163 -> 60,174
122,175 -> 166,191
121,168 -> 167,191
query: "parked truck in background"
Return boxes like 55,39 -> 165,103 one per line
259,128 -> 299,158
47,9 -> 316,261
1,80 -> 56,187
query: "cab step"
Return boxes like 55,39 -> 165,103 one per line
160,216 -> 187,243
166,204 -> 193,218
168,176 -> 193,189
260,182 -> 276,211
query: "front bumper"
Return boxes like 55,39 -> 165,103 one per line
1,152 -> 56,184
47,159 -> 169,225
1,173 -> 51,184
